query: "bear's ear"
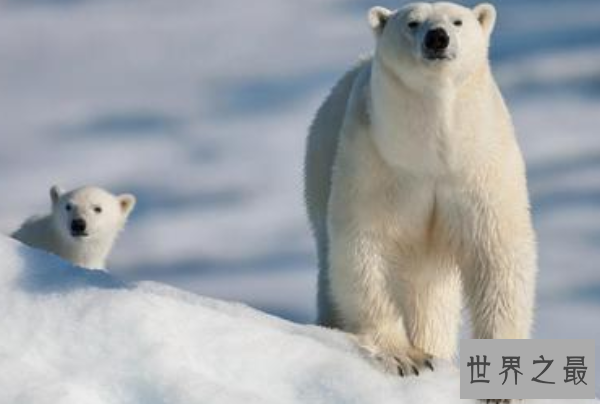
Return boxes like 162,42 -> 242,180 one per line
368,6 -> 392,36
473,3 -> 496,36
118,194 -> 136,217
50,185 -> 64,205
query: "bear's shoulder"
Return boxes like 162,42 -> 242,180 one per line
12,214 -> 56,248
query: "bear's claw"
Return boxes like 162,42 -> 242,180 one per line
372,347 -> 434,377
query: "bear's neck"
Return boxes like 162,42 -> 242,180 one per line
368,57 -> 489,175
53,226 -> 116,270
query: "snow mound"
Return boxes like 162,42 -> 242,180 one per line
0,236 -> 595,404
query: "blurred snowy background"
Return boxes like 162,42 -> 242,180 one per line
0,0 -> 598,391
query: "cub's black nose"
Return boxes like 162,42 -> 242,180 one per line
71,218 -> 87,235
424,28 -> 450,51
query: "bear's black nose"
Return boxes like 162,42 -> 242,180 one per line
71,218 -> 87,235
424,28 -> 450,51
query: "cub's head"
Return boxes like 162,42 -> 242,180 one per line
369,2 -> 496,86
50,185 -> 136,243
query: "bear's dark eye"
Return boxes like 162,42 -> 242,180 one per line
65,203 -> 72,212
453,20 -> 463,27
94,206 -> 102,214
407,21 -> 420,29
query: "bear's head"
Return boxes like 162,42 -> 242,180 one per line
50,185 -> 136,243
369,2 -> 496,87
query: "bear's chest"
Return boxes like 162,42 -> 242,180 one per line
368,95 -> 463,177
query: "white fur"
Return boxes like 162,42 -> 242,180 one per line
304,2 -> 536,375
12,186 -> 135,270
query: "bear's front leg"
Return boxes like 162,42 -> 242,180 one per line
327,229 -> 433,377
459,195 -> 537,340
458,190 -> 536,404
354,329 -> 434,377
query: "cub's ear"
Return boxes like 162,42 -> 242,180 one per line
118,194 -> 136,217
368,6 -> 393,36
473,3 -> 496,36
50,185 -> 64,204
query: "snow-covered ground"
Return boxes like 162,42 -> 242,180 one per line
0,236 -> 596,403
0,0 -> 598,396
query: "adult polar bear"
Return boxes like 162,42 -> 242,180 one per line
304,1 -> 537,378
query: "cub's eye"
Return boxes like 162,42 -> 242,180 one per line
407,21 -> 420,29
453,20 -> 463,27
94,206 -> 102,214
65,203 -> 72,212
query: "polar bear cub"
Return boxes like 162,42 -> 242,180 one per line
13,185 -> 136,270
304,2 -> 537,377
